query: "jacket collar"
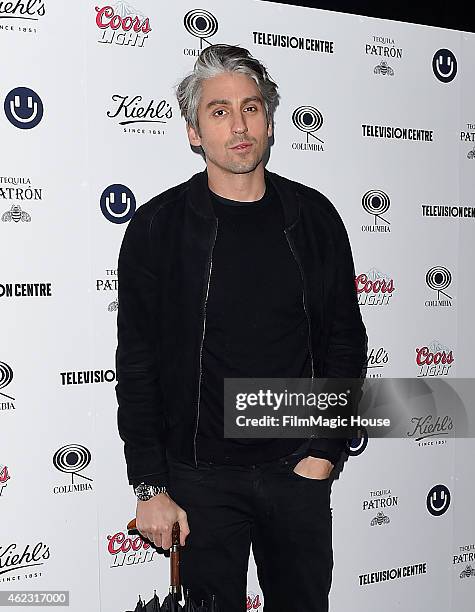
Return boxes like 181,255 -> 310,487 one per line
188,168 -> 300,229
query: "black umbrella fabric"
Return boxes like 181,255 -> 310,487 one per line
124,520 -> 219,611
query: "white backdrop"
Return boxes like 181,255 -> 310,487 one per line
1,1 -> 474,610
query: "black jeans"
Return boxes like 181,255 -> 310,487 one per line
166,443 -> 333,612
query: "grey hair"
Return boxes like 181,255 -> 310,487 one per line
175,44 -> 280,132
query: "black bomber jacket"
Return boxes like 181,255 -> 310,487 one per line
115,169 -> 368,487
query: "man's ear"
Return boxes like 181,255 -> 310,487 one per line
187,123 -> 201,147
267,120 -> 273,138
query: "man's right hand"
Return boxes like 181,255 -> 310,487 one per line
136,493 -> 190,549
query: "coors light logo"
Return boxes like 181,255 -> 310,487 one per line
415,340 -> 454,377
107,530 -> 157,568
355,268 -> 395,306
0,465 -> 10,496
95,2 -> 151,48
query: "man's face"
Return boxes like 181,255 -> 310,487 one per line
187,72 -> 273,175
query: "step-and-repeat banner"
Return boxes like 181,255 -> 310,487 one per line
1,1 -> 474,610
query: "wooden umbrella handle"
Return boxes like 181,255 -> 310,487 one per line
126,519 -> 181,592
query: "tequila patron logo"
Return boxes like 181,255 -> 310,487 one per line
0,360 -> 15,411
95,2 -> 151,48
460,121 -> 475,158
415,340 -> 454,377
0,176 -> 42,222
107,530 -> 157,568
100,183 -> 136,224
96,268 -> 118,311
361,189 -> 390,232
363,488 -> 398,526
52,444 -> 93,494
183,8 -> 218,56
291,106 -> 324,151
355,268 -> 395,306
425,266 -> 452,307
365,35 -> 402,76
0,465 -> 10,496
107,94 -> 172,136
453,544 -> 475,579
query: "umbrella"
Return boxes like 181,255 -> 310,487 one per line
125,520 -> 219,611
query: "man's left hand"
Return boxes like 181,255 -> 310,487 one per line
293,456 -> 333,480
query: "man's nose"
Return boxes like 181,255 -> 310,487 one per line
232,112 -> 248,134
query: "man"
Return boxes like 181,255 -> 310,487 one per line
116,44 -> 367,611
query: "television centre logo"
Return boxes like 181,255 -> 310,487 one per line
422,202 -> 475,219
252,30 -> 334,54
100,183 -> 136,224
359,561 -> 427,586
0,360 -> 15,411
432,48 -> 457,83
355,268 -> 395,306
424,266 -> 453,307
183,8 -> 218,56
415,340 -> 454,377
52,444 -> 93,494
0,0 -> 45,35
106,94 -> 172,136
291,106 -> 324,151
361,189 -> 391,233
95,2 -> 152,48
4,87 -> 43,129
60,369 -> 116,385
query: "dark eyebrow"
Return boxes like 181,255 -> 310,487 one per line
206,96 -> 263,109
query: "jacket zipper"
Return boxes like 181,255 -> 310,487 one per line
193,218 -> 219,467
284,228 -> 315,379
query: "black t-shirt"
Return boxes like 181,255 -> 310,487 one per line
196,180 -> 310,465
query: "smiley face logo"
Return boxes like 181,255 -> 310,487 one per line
432,49 -> 457,83
426,484 -> 451,516
4,87 -> 44,129
345,426 -> 368,456
100,184 -> 136,224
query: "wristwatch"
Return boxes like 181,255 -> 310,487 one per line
134,482 -> 167,501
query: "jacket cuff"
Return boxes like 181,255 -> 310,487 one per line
306,438 -> 347,466
130,471 -> 169,488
